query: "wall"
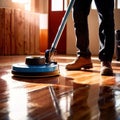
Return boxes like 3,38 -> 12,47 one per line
0,0 -> 24,10
0,0 -> 48,55
0,8 -> 40,55
114,9 -> 120,30
31,0 -> 48,13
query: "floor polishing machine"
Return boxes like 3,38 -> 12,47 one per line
11,0 -> 75,77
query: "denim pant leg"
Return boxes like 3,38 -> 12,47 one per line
73,0 -> 92,58
95,0 -> 115,61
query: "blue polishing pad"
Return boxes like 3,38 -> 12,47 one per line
12,63 -> 59,73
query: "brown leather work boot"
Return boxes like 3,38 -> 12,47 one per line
100,61 -> 113,76
65,57 -> 93,70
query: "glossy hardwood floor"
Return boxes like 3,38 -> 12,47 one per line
0,55 -> 120,120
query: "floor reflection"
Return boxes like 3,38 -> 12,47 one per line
12,75 -> 74,87
8,87 -> 28,120
68,83 -> 91,120
98,86 -> 120,120
47,84 -> 120,120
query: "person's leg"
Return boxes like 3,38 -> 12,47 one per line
95,0 -> 115,75
66,0 -> 93,70
95,0 -> 115,61
73,0 -> 92,58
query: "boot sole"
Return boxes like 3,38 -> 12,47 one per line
81,63 -> 93,69
66,63 -> 93,70
100,67 -> 113,76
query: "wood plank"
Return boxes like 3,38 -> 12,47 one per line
11,9 -> 16,55
24,11 -> 30,55
4,8 -> 12,55
24,12 -> 40,55
0,8 -> 5,55
29,13 -> 36,55
34,13 -> 40,54
14,9 -> 25,55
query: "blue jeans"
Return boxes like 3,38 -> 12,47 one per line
73,0 -> 115,61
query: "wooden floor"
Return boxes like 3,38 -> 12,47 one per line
0,55 -> 120,120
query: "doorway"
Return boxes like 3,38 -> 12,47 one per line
48,0 -> 68,54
